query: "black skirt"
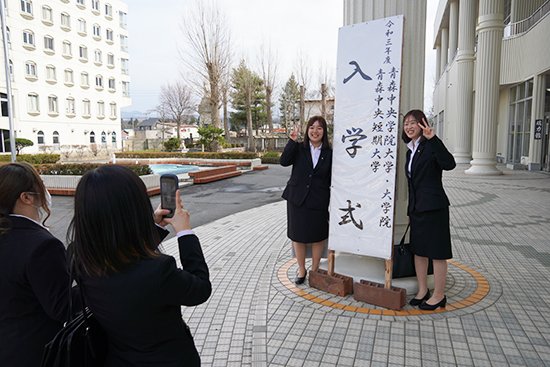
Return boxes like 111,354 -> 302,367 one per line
287,201 -> 329,243
409,207 -> 452,260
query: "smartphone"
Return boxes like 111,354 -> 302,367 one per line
160,174 -> 179,218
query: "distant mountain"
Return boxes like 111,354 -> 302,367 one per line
121,109 -> 155,120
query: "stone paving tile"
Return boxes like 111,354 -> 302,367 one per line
158,168 -> 550,366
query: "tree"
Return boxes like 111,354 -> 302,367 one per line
279,74 -> 300,132
198,125 -> 224,151
163,137 -> 182,151
259,44 -> 278,135
230,60 -> 265,151
4,138 -> 33,155
181,0 -> 232,133
158,81 -> 194,139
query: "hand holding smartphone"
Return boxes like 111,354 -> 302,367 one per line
160,174 -> 178,218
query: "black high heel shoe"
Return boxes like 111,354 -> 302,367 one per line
419,296 -> 447,310
294,270 -> 307,285
409,290 -> 431,306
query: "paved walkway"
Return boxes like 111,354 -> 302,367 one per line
161,166 -> 550,366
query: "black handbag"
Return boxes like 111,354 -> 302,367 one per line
392,224 -> 434,278
41,262 -> 107,367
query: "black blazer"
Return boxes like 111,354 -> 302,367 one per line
280,139 -> 332,210
0,216 -> 71,367
405,135 -> 456,214
81,233 -> 211,367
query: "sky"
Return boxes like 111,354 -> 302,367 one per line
123,0 -> 438,117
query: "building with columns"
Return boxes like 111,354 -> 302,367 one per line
432,0 -> 550,173
0,0 -> 131,154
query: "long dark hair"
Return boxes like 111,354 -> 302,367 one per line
401,109 -> 428,143
0,162 -> 51,235
68,165 -> 160,277
303,115 -> 330,148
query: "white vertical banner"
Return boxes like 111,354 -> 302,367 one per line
329,16 -> 404,260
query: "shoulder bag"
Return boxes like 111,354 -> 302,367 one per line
392,224 -> 434,278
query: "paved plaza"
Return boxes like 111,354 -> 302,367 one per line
157,165 -> 550,366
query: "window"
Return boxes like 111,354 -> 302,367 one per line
122,81 -> 130,97
66,97 -> 75,115
107,53 -> 114,67
121,58 -> 129,74
23,30 -> 35,48
508,80 -> 534,164
25,61 -> 37,78
1,93 -> 8,117
80,72 -> 89,87
60,13 -> 71,30
104,3 -> 112,18
108,77 -> 115,91
109,102 -> 117,118
82,99 -> 91,117
64,69 -> 74,85
79,45 -> 88,61
78,18 -> 87,35
42,5 -> 52,24
101,131 -> 107,143
89,131 -> 95,143
95,75 -> 103,89
5,27 -> 10,48
92,0 -> 100,12
119,11 -> 127,29
43,35 -> 54,53
120,35 -> 128,52
94,49 -> 102,65
46,65 -> 56,81
20,0 -> 33,16
8,60 -> 13,81
111,131 -> 116,144
106,28 -> 113,42
48,95 -> 58,114
62,40 -> 72,57
27,93 -> 39,113
92,24 -> 101,39
37,130 -> 44,144
76,0 -> 85,8
52,131 -> 60,144
97,101 -> 105,117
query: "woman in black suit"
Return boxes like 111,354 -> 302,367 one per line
280,115 -> 332,284
402,109 -> 456,310
0,162 -> 71,367
68,165 -> 211,366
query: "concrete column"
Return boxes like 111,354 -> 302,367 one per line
453,0 -> 477,164
528,74 -> 546,171
448,0 -> 459,62
440,27 -> 449,73
465,0 -> 504,175
436,46 -> 441,78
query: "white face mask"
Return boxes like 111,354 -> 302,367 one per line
30,190 -> 51,220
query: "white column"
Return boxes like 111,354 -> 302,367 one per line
440,27 -> 449,73
436,46 -> 441,79
448,0 -> 459,62
453,0 -> 477,164
528,74 -> 546,171
465,0 -> 504,175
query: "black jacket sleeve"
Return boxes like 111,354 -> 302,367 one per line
158,234 -> 211,306
427,135 -> 456,171
280,139 -> 300,167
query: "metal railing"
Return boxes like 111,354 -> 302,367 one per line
504,0 -> 550,38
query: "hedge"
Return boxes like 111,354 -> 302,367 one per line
115,151 -> 258,160
0,154 -> 60,164
34,163 -> 152,176
260,151 -> 281,164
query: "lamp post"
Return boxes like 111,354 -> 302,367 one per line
0,0 -> 16,162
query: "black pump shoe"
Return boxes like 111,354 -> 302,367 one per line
419,296 -> 447,310
409,290 -> 431,306
294,270 -> 307,285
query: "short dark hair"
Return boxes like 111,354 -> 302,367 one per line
303,115 -> 330,148
68,165 -> 160,277
401,109 -> 428,143
0,162 -> 50,235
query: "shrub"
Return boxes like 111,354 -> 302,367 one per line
163,137 -> 182,152
34,163 -> 152,176
260,151 -> 281,164
185,151 -> 257,159
115,151 -> 187,159
0,153 -> 60,164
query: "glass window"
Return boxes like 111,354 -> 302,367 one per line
20,0 -> 33,15
108,77 -> 115,90
46,65 -> 56,81
62,40 -> 72,57
120,35 -> 128,52
89,131 -> 95,143
92,0 -> 100,12
76,0 -> 85,7
94,49 -> 102,64
53,131 -> 59,144
111,131 -> 117,144
60,13 -> 71,29
105,3 -> 112,17
48,95 -> 58,113
66,97 -> 75,114
25,61 -> 37,77
121,58 -> 129,74
122,81 -> 130,97
119,11 -> 127,29
79,45 -> 88,60
42,5 -> 52,23
106,28 -> 113,42
81,72 -> 89,87
101,131 -> 107,143
27,93 -> 39,112
92,24 -> 101,38
82,99 -> 91,116
107,53 -> 115,67
37,130 -> 44,144
64,69 -> 74,85
23,30 -> 35,47
95,75 -> 103,88
97,101 -> 105,117
110,102 -> 117,118
507,80 -> 534,164
44,36 -> 54,52
78,18 -> 87,34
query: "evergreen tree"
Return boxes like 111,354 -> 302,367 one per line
279,74 -> 300,132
